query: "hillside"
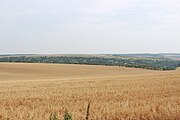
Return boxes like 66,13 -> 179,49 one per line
0,54 -> 179,70
0,63 -> 156,81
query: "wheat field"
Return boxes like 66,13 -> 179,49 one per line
0,63 -> 180,120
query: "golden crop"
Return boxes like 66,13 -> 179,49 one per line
0,63 -> 179,120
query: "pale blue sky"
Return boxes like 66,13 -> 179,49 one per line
1,0 -> 180,54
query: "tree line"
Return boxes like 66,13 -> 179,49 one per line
0,56 -> 179,70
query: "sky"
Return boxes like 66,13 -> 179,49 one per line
0,0 -> 180,54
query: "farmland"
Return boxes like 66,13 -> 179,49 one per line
0,63 -> 180,120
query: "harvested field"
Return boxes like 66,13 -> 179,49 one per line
0,63 -> 180,120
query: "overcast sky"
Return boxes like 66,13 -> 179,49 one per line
0,0 -> 180,54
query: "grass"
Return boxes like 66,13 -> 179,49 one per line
63,109 -> 72,120
85,102 -> 90,120
0,63 -> 180,119
49,102 -> 90,120
49,112 -> 59,120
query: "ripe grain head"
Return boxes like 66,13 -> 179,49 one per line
0,63 -> 179,119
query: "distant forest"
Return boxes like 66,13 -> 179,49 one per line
0,55 -> 180,70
